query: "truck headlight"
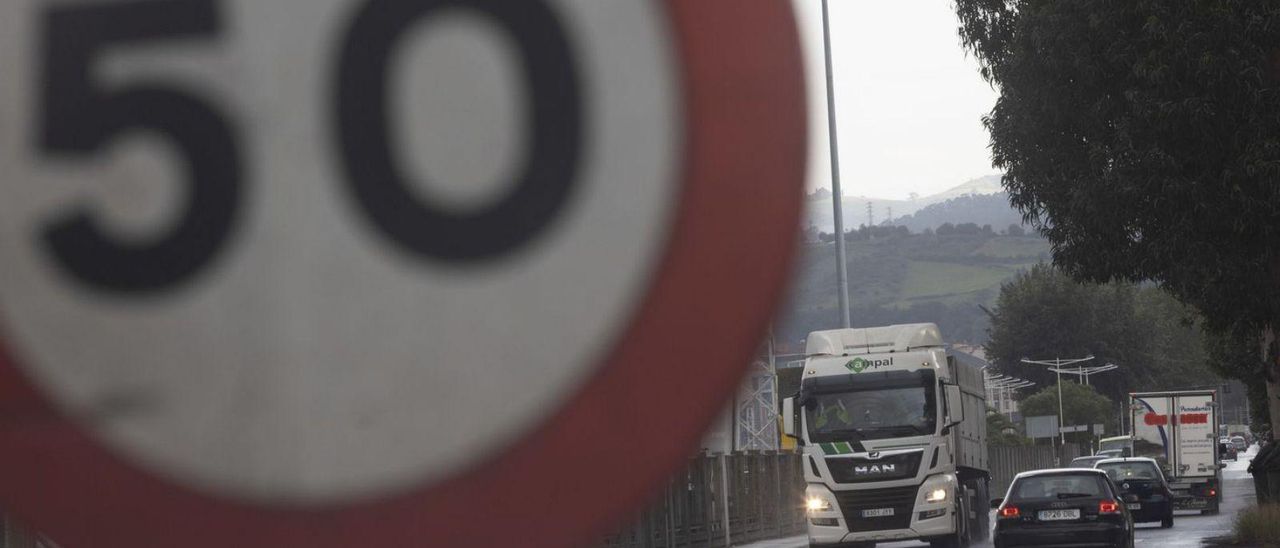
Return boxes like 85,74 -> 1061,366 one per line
925,488 -> 948,503
806,497 -> 831,512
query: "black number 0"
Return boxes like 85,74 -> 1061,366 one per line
334,0 -> 583,263
40,0 -> 242,293
36,0 -> 580,295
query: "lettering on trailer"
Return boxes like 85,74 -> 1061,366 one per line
1180,413 -> 1209,425
1143,412 -> 1209,426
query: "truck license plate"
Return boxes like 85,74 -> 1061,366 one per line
862,508 -> 894,518
1037,509 -> 1080,521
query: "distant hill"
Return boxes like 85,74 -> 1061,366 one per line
806,175 -> 1006,233
893,192 -> 1027,233
776,231 -> 1051,347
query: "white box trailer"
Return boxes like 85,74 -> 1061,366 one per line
1129,390 -> 1222,513
782,323 -> 989,548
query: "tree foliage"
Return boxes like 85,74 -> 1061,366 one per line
1204,327 -> 1273,435
955,0 -> 1280,333
988,408 -> 1029,446
985,264 -> 1219,402
1019,381 -> 1116,441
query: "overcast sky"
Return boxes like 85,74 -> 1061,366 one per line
790,0 -> 1001,200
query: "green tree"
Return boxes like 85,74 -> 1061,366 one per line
988,409 -> 1029,446
956,0 -> 1280,437
1204,327 -> 1273,436
1019,382 -> 1115,443
985,264 -> 1218,402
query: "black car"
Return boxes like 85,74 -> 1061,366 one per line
1070,455 -> 1108,468
1219,440 -> 1238,461
992,468 -> 1133,548
1094,457 -> 1174,528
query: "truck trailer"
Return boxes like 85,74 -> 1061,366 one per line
1129,390 -> 1222,513
782,323 -> 989,547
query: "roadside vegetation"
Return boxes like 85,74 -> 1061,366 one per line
957,0 -> 1280,451
985,264 -> 1221,405
1232,504 -> 1280,547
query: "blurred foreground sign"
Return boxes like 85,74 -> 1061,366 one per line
0,0 -> 805,546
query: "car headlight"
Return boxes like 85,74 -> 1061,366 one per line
806,497 -> 832,512
925,488 -> 948,503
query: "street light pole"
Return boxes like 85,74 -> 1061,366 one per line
821,0 -> 851,328
1022,355 -> 1095,444
1050,364 -> 1118,388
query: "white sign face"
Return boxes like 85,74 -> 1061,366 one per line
0,0 -> 677,503
1173,394 -> 1215,476
1024,415 -> 1058,439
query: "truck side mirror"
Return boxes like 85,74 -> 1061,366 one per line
782,397 -> 798,439
943,383 -> 963,429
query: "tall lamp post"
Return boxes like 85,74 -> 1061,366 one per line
1022,356 -> 1095,444
820,0 -> 851,328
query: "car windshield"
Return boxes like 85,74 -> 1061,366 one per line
1011,474 -> 1109,500
802,369 -> 937,442
1098,462 -> 1160,481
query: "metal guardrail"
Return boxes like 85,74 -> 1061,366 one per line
602,452 -> 806,548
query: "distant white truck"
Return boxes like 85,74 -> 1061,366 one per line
1128,390 -> 1223,513
782,323 -> 989,548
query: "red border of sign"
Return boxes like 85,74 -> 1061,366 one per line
0,1 -> 806,546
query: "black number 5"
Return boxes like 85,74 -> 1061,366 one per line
41,0 -> 241,293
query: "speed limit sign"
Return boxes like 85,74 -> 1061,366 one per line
0,0 -> 805,546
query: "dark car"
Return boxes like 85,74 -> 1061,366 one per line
1094,457 -> 1174,528
1070,455 -> 1108,468
992,469 -> 1133,548
1220,441 -> 1237,461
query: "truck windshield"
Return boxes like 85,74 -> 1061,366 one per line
803,369 -> 937,442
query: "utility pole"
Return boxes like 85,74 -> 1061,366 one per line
820,0 -> 850,328
1023,356 -> 1095,444
866,202 -> 874,228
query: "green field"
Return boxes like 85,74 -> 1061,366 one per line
894,261 -> 1017,306
778,234 -> 1051,344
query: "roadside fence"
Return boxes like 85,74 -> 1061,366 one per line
989,443 -> 1085,497
602,451 -> 806,548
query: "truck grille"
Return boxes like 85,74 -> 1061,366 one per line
826,451 -> 922,483
832,485 -> 917,532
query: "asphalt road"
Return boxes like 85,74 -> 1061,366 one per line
748,444 -> 1261,548
965,444 -> 1259,548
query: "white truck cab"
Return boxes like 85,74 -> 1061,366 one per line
783,324 -> 989,548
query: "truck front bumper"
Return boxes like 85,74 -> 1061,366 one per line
805,476 -> 957,545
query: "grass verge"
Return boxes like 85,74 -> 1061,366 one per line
1234,503 -> 1280,547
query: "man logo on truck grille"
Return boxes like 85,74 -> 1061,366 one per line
854,464 -> 896,475
845,357 -> 893,373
